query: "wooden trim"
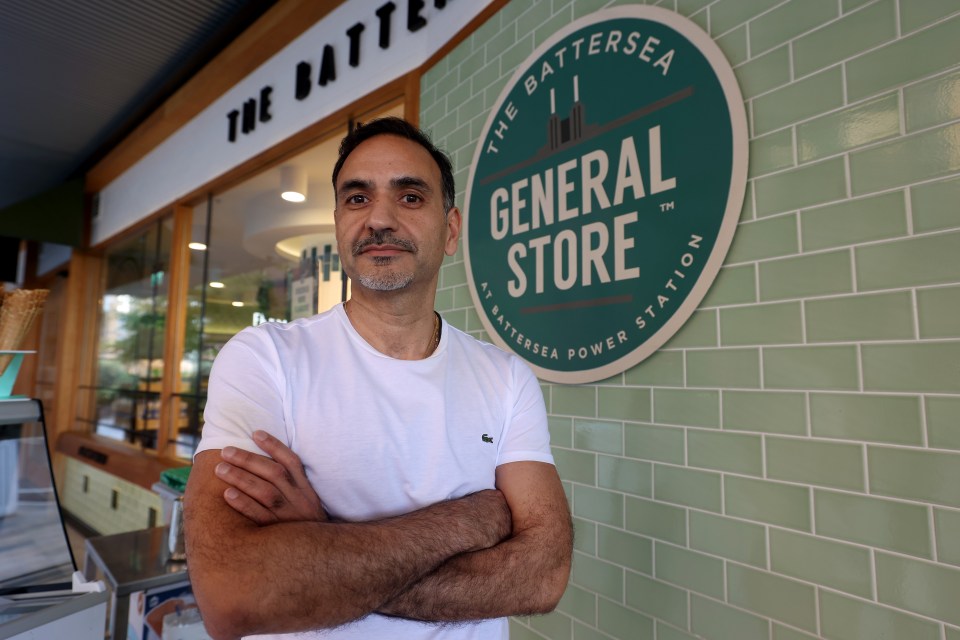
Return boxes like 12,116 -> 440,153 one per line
158,205 -> 192,458
56,431 -> 187,491
404,73 -> 421,126
85,0 -> 344,193
51,251 -> 103,443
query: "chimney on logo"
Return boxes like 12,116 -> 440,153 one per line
548,75 -> 585,150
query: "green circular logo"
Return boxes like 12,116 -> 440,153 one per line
464,6 -> 747,384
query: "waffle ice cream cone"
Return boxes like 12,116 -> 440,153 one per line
0,289 -> 48,377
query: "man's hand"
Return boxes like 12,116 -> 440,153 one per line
214,430 -> 327,525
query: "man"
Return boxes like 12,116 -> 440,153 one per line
184,117 -> 572,640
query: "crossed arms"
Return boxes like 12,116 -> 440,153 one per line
183,431 -> 573,639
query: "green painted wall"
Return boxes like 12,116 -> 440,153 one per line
423,1 -> 960,638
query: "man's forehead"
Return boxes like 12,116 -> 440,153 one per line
336,135 -> 440,186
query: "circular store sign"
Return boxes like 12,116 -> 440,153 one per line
463,5 -> 748,384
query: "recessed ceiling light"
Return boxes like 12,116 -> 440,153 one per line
188,242 -> 207,251
209,281 -> 224,288
231,301 -> 244,307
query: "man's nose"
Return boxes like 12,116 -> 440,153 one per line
364,197 -> 400,231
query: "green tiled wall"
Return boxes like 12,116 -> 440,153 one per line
422,0 -> 960,637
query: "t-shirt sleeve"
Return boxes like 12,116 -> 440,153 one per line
193,328 -> 287,459
497,356 -> 554,467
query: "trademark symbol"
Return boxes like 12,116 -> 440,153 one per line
660,201 -> 676,212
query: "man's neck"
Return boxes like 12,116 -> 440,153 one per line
344,290 -> 440,360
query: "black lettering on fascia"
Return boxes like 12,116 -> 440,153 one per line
259,86 -> 273,122
319,44 -> 336,86
376,2 -> 396,49
241,98 -> 257,134
346,22 -> 365,67
295,61 -> 312,100
434,0 -> 448,7
408,0 -> 427,32
227,109 -> 240,142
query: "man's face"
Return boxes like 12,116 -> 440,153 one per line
334,134 -> 460,294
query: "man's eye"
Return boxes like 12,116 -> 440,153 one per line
346,194 -> 367,204
401,194 -> 422,204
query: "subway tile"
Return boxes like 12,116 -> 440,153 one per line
862,342 -> 960,393
725,475 -> 812,531
842,0 -> 874,11
810,392 -> 923,445
772,625 -> 819,640
905,68 -> 960,132
686,348 -> 761,389
928,396 -> 960,450
625,422 -> 685,464
554,447 -> 596,486
847,13 -> 960,101
716,24 -> 748,66
573,620 -> 617,640
557,583 -> 596,626
911,174 -> 960,233
750,0 -> 838,56
900,1 -> 960,33
689,510 -> 767,567
653,388 -> 720,428
815,489 -> 932,557
918,285 -> 960,339
800,189 -> 907,252
529,611 -> 572,640
820,589 -> 942,640
573,517 -> 597,554
734,45 -> 790,99
624,350 -> 684,387
597,598 -> 654,640
702,264 -> 757,307
599,455 -> 651,497
727,563 -> 818,632
655,464 -> 723,512
597,524 -> 653,574
726,214 -> 799,264
868,446 -> 960,507
711,0 -> 785,34
677,0 -> 712,15
688,429 -> 763,475
529,5 -> 572,48
740,180 -> 755,222
573,484 -> 624,527
572,0 -> 611,19
858,230 -> 960,290
876,552 -> 960,626
793,0 -> 897,77
500,34 -> 536,76
663,309 -> 718,348
754,157 -> 847,217
625,496 -> 687,545
771,528 -> 873,597
850,123 -> 960,195
690,594 -> 769,640
598,387 -> 651,423
719,301 -> 803,346
759,250 -> 854,302
766,436 -> 865,490
549,415 -> 573,448
750,129 -> 795,176
657,623 -> 698,640
625,573 -> 688,629
554,385 -> 597,417
754,67 -> 844,135
764,345 -> 859,391
805,291 -> 914,343
948,626 -> 960,640
723,390 -> 807,435
935,508 -> 960,567
656,543 -> 724,599
572,552 -> 623,601
575,419 -> 623,455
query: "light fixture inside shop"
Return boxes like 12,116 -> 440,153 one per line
188,242 -> 207,251
209,281 -> 224,288
231,301 -> 244,307
280,165 -> 307,203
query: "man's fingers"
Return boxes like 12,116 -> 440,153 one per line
252,431 -> 309,482
216,461 -> 287,511
223,487 -> 278,526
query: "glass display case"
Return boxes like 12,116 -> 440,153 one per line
0,398 -> 108,639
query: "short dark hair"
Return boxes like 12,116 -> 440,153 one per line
332,117 -> 456,213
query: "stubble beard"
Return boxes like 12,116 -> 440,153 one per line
352,232 -> 417,291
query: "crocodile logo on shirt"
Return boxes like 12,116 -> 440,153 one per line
482,434 -> 494,443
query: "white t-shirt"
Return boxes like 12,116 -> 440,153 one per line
196,303 -> 553,639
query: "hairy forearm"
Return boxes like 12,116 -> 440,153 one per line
186,482 -> 511,639
379,526 -> 572,621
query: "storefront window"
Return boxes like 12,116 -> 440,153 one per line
90,217 -> 171,448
